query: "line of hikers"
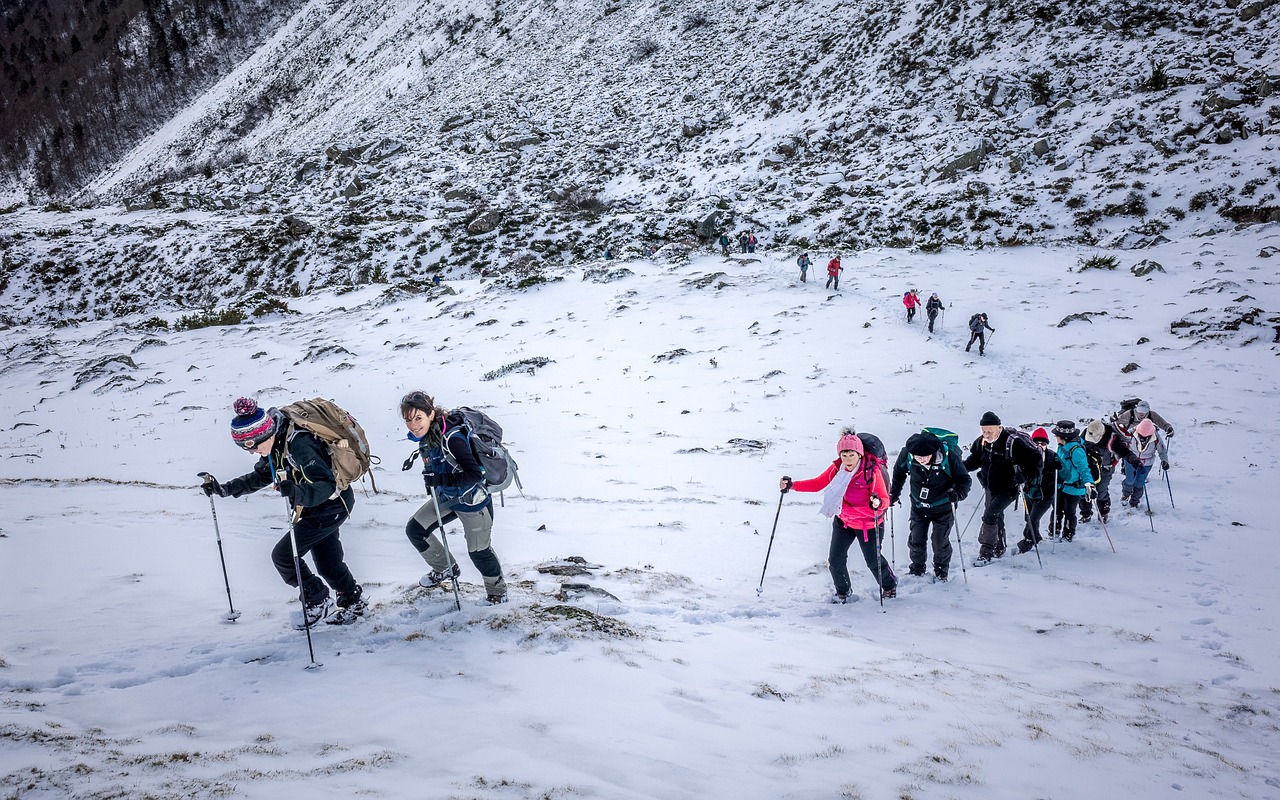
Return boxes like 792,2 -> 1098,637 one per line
779,399 -> 1174,603
199,392 -> 511,628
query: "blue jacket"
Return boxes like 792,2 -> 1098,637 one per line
416,414 -> 489,512
1056,438 -> 1091,497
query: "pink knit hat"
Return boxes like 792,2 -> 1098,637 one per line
836,432 -> 864,455
1135,418 -> 1156,437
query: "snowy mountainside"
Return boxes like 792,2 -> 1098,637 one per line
0,0 -> 1277,325
1,230 -> 1279,797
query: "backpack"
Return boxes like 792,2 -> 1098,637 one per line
1057,439 -> 1088,489
280,398 -> 378,493
1003,427 -> 1038,485
1120,398 -> 1143,412
969,314 -> 983,332
920,426 -> 961,475
447,406 -> 521,494
854,432 -> 890,487
1081,441 -> 1104,483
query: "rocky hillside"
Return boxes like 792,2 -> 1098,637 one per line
0,0 -> 1277,324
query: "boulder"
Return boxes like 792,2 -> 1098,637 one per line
498,133 -> 544,150
936,139 -> 993,180
1130,259 -> 1165,276
467,209 -> 502,235
1033,139 -> 1051,157
681,118 -> 707,137
442,114 -> 473,132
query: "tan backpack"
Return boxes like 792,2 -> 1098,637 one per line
279,398 -> 378,493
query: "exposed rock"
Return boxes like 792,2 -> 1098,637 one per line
341,177 -> 364,198
443,187 -> 478,202
1057,311 -> 1109,327
1033,139 -> 1051,157
441,114 -> 473,132
582,266 -> 634,283
325,142 -> 373,165
281,215 -> 314,238
696,210 -> 722,240
1131,259 -> 1165,276
1121,362 -> 1140,373
498,133 -> 544,150
72,354 -> 138,390
681,118 -> 707,137
654,348 -> 692,362
1221,205 -> 1280,225
936,140 -> 993,180
466,209 -> 502,235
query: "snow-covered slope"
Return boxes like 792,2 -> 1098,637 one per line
1,0 -> 1277,325
2,228 -> 1278,797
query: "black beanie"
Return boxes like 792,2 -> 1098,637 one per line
906,432 -> 940,457
979,411 -> 1001,426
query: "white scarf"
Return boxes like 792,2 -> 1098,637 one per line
819,467 -> 855,517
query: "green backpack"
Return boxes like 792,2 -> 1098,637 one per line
921,427 -> 962,474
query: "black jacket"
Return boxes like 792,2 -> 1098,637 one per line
223,420 -> 354,517
964,428 -> 1042,496
890,433 -> 972,509
1086,423 -> 1139,469
1026,448 -> 1060,501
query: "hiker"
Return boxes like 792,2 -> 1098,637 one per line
797,252 -> 811,283
780,430 -> 896,602
746,231 -> 758,253
400,391 -> 508,604
1113,399 -> 1174,439
718,233 -> 731,256
1051,420 -> 1093,543
200,398 -> 366,626
825,255 -> 844,290
925,293 -> 944,333
963,411 -> 1042,564
1017,428 -> 1058,553
903,289 -> 920,323
1080,418 -> 1140,523
1121,418 -> 1169,509
965,313 -> 995,355
739,231 -> 750,253
889,430 -> 972,582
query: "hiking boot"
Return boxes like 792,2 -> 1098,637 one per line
832,592 -> 849,604
1079,511 -> 1092,523
1017,539 -> 1034,554
934,570 -> 948,582
419,563 -> 461,589
294,596 -> 334,629
881,586 -> 897,599
327,586 -> 367,624
486,593 -> 509,605
908,565 -> 926,577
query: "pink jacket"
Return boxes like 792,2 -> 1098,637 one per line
793,459 -> 889,535
903,292 -> 919,308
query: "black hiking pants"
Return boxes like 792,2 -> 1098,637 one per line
979,491 -> 1017,558
271,502 -> 357,606
966,330 -> 986,354
830,517 -> 895,595
1022,493 -> 1052,548
908,504 -> 954,575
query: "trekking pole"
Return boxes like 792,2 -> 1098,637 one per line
757,490 -> 786,594
1050,485 -> 1058,553
889,505 -> 896,568
1142,473 -> 1156,533
1096,496 -> 1117,553
874,522 -> 885,611
950,502 -> 968,585
285,503 -> 322,671
266,453 -> 322,670
429,487 -> 464,611
1021,488 -> 1042,569
960,499 -> 982,540
1164,467 -> 1175,509
198,480 -> 242,622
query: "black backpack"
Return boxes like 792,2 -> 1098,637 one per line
447,407 -> 521,494
969,314 -> 984,332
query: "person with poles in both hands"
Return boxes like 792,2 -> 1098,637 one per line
1050,420 -> 1093,543
925,293 -> 944,333
889,430 -> 971,582
1081,418 -> 1139,524
964,411 -> 1042,566
965,312 -> 995,355
400,391 -> 508,604
200,398 -> 367,626
903,289 -> 921,323
780,430 -> 896,603
1016,428 -> 1058,554
1121,418 -> 1169,510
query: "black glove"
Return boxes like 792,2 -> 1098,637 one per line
276,480 -> 296,499
889,492 -> 900,506
198,472 -> 228,497
1126,454 -> 1142,468
780,476 -> 793,493
1166,428 -> 1174,438
423,472 -> 448,488
1085,484 -> 1097,500
1161,460 -> 1169,471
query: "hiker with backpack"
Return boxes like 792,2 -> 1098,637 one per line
1113,399 -> 1174,440
718,233 -> 731,257
925,293 -> 944,333
1121,418 -> 1169,510
400,391 -> 509,604
903,289 -> 920,323
825,256 -> 844,290
780,430 -> 896,603
746,231 -> 758,253
1017,428 -> 1059,553
963,411 -> 1042,565
889,429 -> 972,582
797,252 -> 811,282
1050,420 -> 1093,543
965,313 -> 995,355
200,398 -> 368,626
1080,418 -> 1140,524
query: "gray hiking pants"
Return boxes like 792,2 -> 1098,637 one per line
406,494 -> 506,598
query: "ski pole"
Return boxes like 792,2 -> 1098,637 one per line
1141,470 -> 1156,533
1050,484 -> 1058,553
889,505 -> 896,568
950,502 -> 968,585
199,482 -> 241,622
428,487 -> 464,611
960,498 -> 981,540
286,503 -> 322,671
874,521 -> 885,611
757,490 -> 786,594
1162,442 -> 1175,508
1097,495 -> 1117,553
1021,488 -> 1042,569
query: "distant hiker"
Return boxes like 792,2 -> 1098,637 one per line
400,391 -> 508,604
889,429 -> 972,582
739,232 -> 750,253
1113,399 -> 1174,440
603,247 -> 613,260
200,398 -> 367,626
797,252 -> 812,283
963,411 -> 1042,565
926,293 -> 944,333
903,289 -> 920,323
1121,418 -> 1169,509
1080,418 -> 1140,523
825,256 -> 844,290
780,430 -> 896,602
965,313 -> 995,355
1051,420 -> 1093,543
747,231 -> 758,253
719,234 -> 731,256
1017,428 -> 1058,553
